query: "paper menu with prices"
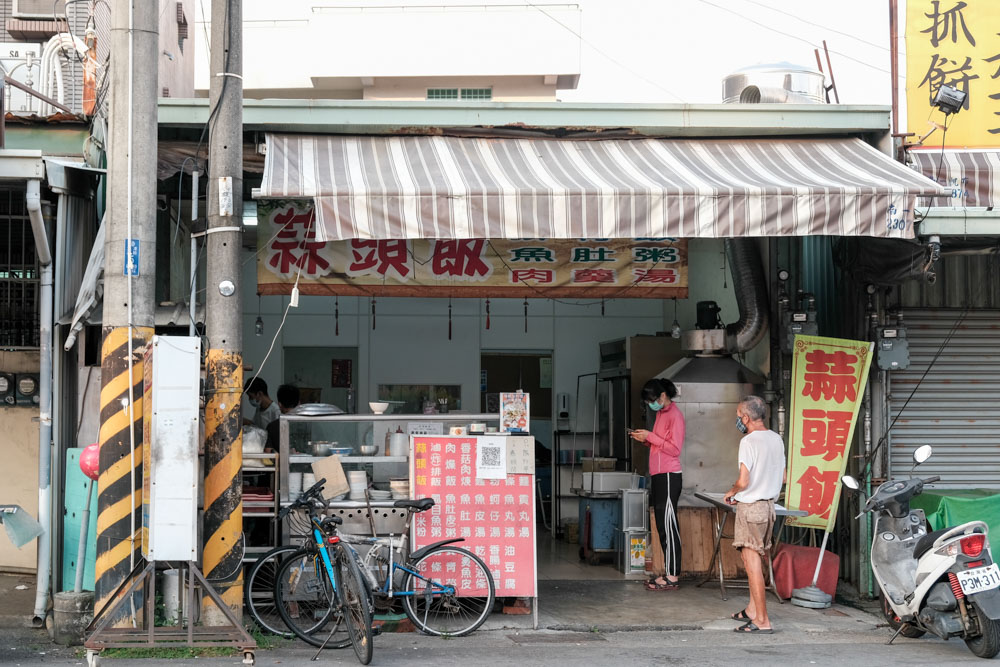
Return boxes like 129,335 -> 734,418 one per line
505,436 -> 534,475
475,436 -> 506,479
410,436 -> 537,598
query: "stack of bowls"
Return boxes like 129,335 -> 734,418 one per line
348,470 -> 368,500
288,472 -> 303,501
390,477 -> 410,500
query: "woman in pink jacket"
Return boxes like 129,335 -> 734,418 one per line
631,378 -> 685,591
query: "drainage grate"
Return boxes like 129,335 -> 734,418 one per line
507,633 -> 607,644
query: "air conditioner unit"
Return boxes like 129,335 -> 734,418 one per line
13,0 -> 66,19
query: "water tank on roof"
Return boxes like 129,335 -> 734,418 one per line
722,62 -> 826,104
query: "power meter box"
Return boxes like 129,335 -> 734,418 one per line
141,336 -> 201,561
877,327 -> 910,371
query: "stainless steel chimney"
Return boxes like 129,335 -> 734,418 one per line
722,62 -> 826,104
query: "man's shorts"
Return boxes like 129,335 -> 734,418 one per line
733,499 -> 776,556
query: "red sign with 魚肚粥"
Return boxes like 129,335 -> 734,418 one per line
410,436 -> 536,598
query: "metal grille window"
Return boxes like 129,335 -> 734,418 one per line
426,88 -> 459,100
426,88 -> 492,100
0,187 -> 39,347
460,87 -> 492,100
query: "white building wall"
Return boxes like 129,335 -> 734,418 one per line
195,1 -> 581,99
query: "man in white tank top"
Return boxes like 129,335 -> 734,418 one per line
723,395 -> 786,634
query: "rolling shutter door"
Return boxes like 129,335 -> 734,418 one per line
888,309 -> 1000,488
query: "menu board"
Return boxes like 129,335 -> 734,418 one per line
410,436 -> 537,598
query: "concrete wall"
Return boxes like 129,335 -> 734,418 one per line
0,351 -> 40,573
158,0 -> 196,98
363,76 -> 558,102
241,238 -> 771,437
194,1 -> 581,97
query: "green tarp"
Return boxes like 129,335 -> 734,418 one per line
911,489 -> 1000,542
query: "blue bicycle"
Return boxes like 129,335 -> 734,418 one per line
275,479 -> 374,664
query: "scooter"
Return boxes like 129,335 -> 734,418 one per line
842,445 -> 1000,658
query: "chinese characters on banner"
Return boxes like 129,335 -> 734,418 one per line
256,201 -> 687,299
784,336 -> 873,531
410,437 -> 537,598
906,1 -> 1000,148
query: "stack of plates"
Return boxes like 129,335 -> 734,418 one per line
368,489 -> 391,500
390,477 -> 410,500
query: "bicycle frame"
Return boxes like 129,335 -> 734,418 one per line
341,509 -> 458,600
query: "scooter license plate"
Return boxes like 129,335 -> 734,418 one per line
958,563 -> 1000,595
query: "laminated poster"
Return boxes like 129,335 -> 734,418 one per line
499,392 -> 529,433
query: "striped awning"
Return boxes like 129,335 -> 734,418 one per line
909,148 -> 1000,208
258,133 -> 946,241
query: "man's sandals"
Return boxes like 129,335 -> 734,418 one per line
734,621 -> 773,634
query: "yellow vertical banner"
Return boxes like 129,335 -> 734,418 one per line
906,0 -> 1000,148
784,335 -> 874,531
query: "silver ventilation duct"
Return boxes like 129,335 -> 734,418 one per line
722,62 -> 825,104
724,238 -> 768,354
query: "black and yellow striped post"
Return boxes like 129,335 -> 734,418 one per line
94,325 -> 153,623
201,352 -> 244,623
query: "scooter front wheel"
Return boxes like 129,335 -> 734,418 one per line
880,593 -> 925,639
965,603 -> 1000,659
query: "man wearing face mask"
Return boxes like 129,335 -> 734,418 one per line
631,378 -> 685,591
723,395 -> 786,634
244,377 -> 280,431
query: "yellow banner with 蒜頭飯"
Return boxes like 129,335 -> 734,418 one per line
785,335 -> 873,531
906,0 -> 1000,148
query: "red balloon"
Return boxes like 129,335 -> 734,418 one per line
79,443 -> 100,481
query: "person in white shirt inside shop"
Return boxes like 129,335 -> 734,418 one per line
244,377 -> 281,431
723,395 -> 786,635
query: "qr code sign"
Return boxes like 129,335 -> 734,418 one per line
480,445 -> 502,468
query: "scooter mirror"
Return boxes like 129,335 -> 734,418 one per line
841,475 -> 860,490
913,445 -> 933,465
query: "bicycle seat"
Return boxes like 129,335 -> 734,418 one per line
394,498 -> 435,512
320,515 -> 344,532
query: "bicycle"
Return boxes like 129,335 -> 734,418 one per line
340,497 -> 496,637
274,478 -> 374,665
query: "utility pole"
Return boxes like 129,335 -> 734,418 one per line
95,0 -> 158,623
201,0 -> 244,624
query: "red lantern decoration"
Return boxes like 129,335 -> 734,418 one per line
79,443 -> 100,481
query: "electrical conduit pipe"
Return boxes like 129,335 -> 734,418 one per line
27,178 -> 53,625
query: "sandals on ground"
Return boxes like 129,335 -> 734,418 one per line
734,621 -> 773,634
645,578 -> 679,591
731,608 -> 751,621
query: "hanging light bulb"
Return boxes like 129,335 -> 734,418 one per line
670,297 -> 681,338
255,295 -> 264,336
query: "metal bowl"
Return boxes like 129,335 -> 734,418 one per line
310,442 -> 333,457
358,444 -> 379,455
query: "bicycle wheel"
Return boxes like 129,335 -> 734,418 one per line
245,545 -> 300,636
401,546 -> 495,637
274,549 -> 352,649
333,543 -> 374,665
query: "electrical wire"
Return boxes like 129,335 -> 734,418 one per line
525,2 -> 685,102
694,0 -> 902,80
740,0 -> 901,56
862,269 -> 992,482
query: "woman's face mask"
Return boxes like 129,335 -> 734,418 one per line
648,401 -> 663,412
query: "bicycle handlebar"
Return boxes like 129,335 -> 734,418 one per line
276,477 -> 327,521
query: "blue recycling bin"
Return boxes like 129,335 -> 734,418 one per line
578,496 -> 619,552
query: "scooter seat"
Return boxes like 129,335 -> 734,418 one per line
913,528 -> 951,559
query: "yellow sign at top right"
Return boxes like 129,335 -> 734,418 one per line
906,0 -> 1000,148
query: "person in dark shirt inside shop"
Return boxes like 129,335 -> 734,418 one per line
265,384 -> 301,450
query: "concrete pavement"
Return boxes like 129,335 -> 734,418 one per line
1,573 -> 993,665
